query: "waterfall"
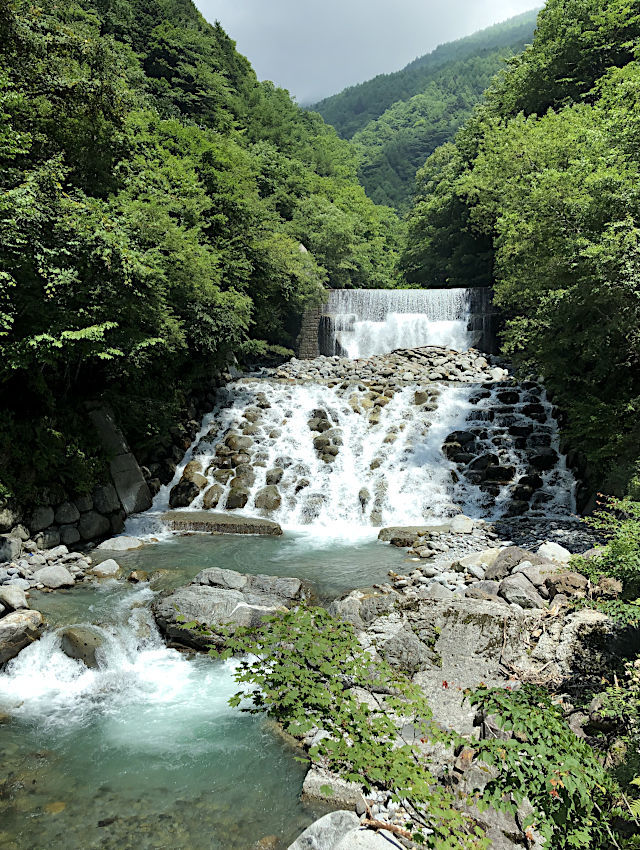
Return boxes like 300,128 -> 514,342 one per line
139,376 -> 576,534
323,288 -> 472,357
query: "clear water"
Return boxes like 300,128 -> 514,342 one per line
0,537 -> 409,850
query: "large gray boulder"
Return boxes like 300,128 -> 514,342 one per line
499,573 -> 547,609
153,567 -> 308,650
254,485 -> 282,511
60,627 -> 104,668
287,811 -> 361,850
0,586 -> 29,611
0,610 -> 43,664
97,536 -> 144,551
334,831 -> 402,850
33,564 -> 75,589
92,484 -> 121,515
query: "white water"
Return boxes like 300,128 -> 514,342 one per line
0,589 -> 240,731
326,288 -> 472,357
132,377 -> 575,537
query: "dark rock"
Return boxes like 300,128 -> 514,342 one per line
92,484 -> 121,515
485,547 -> 542,581
168,480 -> 200,509
78,511 -> 111,541
529,449 -> 559,471
54,502 -> 80,525
266,468 -> 284,485
255,485 -> 282,512
29,506 -> 54,534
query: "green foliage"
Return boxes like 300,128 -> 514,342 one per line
402,0 -> 640,480
0,0 -> 400,505
469,685 -> 632,848
577,498 -> 640,591
208,606 -> 488,848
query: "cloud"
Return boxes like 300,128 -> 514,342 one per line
196,0 -> 540,103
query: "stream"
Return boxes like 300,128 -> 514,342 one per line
0,289 -> 579,849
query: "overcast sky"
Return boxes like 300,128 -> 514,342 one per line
195,0 -> 540,103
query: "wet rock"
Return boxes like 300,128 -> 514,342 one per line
162,511 -> 283,536
169,479 -> 201,508
266,468 -> 284,485
225,434 -> 253,452
483,465 -> 516,483
202,484 -> 224,510
0,586 -> 29,611
60,627 -> 104,668
128,570 -> 149,583
33,564 -> 75,589
0,609 -> 43,664
286,811 -> 361,850
225,485 -> 249,510
255,485 -> 282,512
529,449 -> 559,471
90,559 -> 121,579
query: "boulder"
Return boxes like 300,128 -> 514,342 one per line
537,541 -> 572,563
287,811 -> 361,850
90,559 -> 121,578
225,485 -> 249,510
334,831 -> 398,850
35,528 -> 61,550
97,536 -> 144,551
78,511 -> 111,541
254,485 -> 282,512
29,506 -> 54,533
59,525 -> 81,546
54,502 -> 80,525
545,572 -> 589,600
499,574 -> 547,609
225,434 -> 253,452
169,480 -> 201,509
266,468 -> 284,485
0,534 -> 22,562
0,610 -> 43,663
202,485 -> 223,510
92,484 -> 120,515
0,586 -> 29,611
529,449 -> 559,471
34,565 -> 75,589
485,547 -> 542,581
456,549 -> 500,571
422,583 -> 454,601
450,514 -> 474,534
153,568 -> 307,650
60,627 -> 104,668
465,581 -> 501,601
0,506 -> 21,534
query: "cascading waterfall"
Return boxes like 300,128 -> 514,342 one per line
141,375 -> 575,534
323,288 -> 472,357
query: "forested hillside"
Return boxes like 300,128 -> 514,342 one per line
313,11 -> 539,139
401,0 -> 640,491
314,12 -> 538,209
0,0 -> 400,507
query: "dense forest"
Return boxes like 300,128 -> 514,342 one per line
0,0 -> 401,507
402,0 -> 640,493
313,11 -> 538,208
